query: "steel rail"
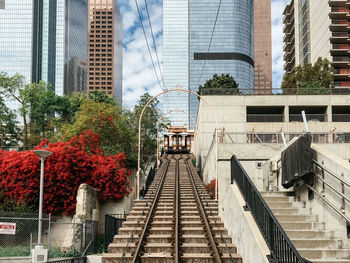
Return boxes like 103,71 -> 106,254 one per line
121,155 -> 169,262
175,157 -> 180,262
131,157 -> 170,262
184,158 -> 222,263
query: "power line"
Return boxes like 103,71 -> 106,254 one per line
143,0 -> 166,89
134,0 -> 164,91
143,0 -> 170,108
193,0 -> 223,91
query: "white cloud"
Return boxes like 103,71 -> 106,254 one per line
271,0 -> 290,90
120,0 -> 289,106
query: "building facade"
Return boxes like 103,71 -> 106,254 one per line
87,0 -> 123,104
0,0 -> 34,112
283,0 -> 350,88
163,0 -> 255,128
0,0 -> 122,113
254,0 -> 272,94
162,0 -> 189,127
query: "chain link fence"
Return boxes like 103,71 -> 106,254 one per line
0,213 -> 98,259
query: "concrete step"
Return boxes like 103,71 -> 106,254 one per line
263,196 -> 295,202
286,230 -> 327,239
271,207 -> 310,215
276,214 -> 316,222
299,248 -> 350,260
260,191 -> 294,197
291,239 -> 340,249
268,201 -> 304,209
281,222 -> 325,231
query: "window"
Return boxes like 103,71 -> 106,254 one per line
0,0 -> 4,9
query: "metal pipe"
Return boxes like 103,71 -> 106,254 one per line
305,184 -> 350,223
313,160 -> 350,188
38,157 -> 44,245
301,111 -> 309,133
281,132 -> 287,149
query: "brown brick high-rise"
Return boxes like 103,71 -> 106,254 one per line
254,0 -> 273,94
88,0 -> 123,103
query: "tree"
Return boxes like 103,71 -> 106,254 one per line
0,96 -> 21,147
0,73 -> 29,149
197,73 -> 240,95
20,81 -> 72,143
58,99 -> 138,166
281,57 -> 335,94
133,93 -> 168,164
0,131 -> 131,215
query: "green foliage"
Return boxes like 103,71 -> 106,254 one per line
48,247 -> 79,258
0,96 -> 21,147
197,74 -> 240,95
133,93 -> 168,164
0,72 -> 29,149
282,57 -> 335,94
58,99 -> 137,166
0,246 -> 31,257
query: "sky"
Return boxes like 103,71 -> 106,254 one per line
119,0 -> 290,108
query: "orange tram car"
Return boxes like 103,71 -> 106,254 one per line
163,127 -> 192,154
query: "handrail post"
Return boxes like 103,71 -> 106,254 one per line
341,172 -> 345,214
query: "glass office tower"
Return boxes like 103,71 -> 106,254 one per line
189,0 -> 254,128
0,0 -> 33,112
163,0 -> 189,127
163,0 -> 254,128
64,0 -> 88,95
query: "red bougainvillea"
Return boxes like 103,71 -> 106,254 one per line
205,179 -> 216,199
0,131 -> 131,215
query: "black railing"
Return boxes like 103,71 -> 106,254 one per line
104,214 -> 127,251
83,220 -> 98,255
145,160 -> 157,192
231,155 -> 311,263
48,257 -> 86,263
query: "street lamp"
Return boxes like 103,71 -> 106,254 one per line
33,150 -> 52,246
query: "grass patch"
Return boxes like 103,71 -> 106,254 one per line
0,246 -> 30,257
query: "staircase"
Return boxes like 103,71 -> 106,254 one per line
261,191 -> 350,263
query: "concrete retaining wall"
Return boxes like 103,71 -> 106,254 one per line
220,184 -> 270,263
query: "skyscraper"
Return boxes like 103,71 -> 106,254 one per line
283,0 -> 350,88
254,0 -> 272,94
0,0 -> 123,113
87,0 -> 123,104
163,0 -> 255,128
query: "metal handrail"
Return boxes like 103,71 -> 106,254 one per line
305,184 -> 350,223
202,129 -> 219,171
231,155 -> 311,263
313,173 -> 350,203
313,160 -> 350,188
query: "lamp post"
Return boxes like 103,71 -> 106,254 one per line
33,150 -> 52,245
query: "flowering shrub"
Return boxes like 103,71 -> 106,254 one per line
205,179 -> 216,199
0,131 -> 131,215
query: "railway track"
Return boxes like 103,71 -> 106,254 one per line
103,154 -> 242,263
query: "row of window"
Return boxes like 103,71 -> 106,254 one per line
89,39 -> 113,43
89,71 -> 112,75
89,58 -> 112,62
89,44 -> 112,48
90,30 -> 113,34
89,76 -> 112,80
90,25 -> 112,29
89,62 -> 112,66
88,82 -> 112,85
89,49 -> 112,52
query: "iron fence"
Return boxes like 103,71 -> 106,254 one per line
48,257 -> 86,263
104,214 -> 127,251
231,156 -> 311,263
0,213 -> 98,259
